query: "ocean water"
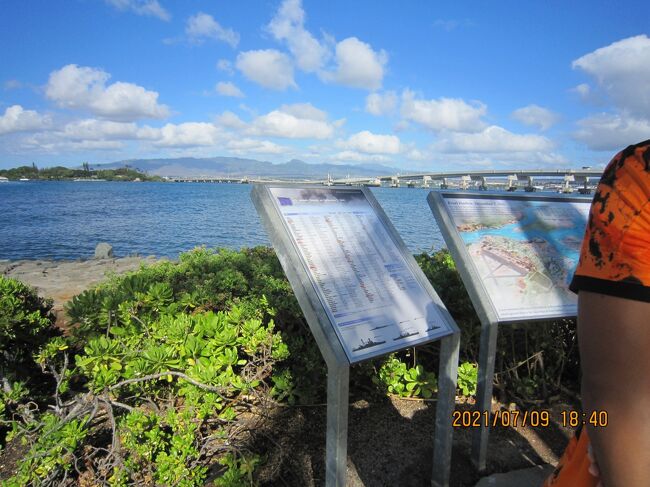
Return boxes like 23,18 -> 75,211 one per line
0,181 -> 445,260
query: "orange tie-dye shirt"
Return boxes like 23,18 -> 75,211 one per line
570,139 -> 650,301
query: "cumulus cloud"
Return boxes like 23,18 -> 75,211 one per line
226,138 -> 290,154
366,91 -> 397,116
215,81 -> 244,98
341,130 -> 400,154
186,12 -> 239,48
236,50 -> 296,90
105,0 -> 170,21
511,104 -> 560,131
331,151 -> 390,163
249,110 -> 334,139
436,125 -> 554,153
401,90 -> 486,132
267,0 -> 330,72
140,122 -> 223,147
322,37 -> 387,90
574,113 -> 650,151
61,119 -> 139,140
571,83 -> 592,102
0,105 -> 51,135
215,104 -> 338,139
278,102 -> 327,121
573,35 -> 650,118
215,111 -> 247,129
45,64 -> 169,122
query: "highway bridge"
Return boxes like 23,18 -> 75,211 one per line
168,168 -> 604,192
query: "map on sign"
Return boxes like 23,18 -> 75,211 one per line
440,194 -> 591,321
269,186 -> 453,362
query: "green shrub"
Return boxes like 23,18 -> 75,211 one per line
0,276 -> 58,443
457,362 -> 478,397
374,355 -> 438,398
6,251 -> 291,486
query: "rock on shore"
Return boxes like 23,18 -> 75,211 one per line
0,256 -> 161,325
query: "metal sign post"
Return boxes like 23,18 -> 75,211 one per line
427,191 -> 592,471
252,184 -> 460,487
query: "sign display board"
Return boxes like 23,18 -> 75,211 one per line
266,186 -> 454,363
433,192 -> 591,322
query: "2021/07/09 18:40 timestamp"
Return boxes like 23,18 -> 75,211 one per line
452,409 -> 608,428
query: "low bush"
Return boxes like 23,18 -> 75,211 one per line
2,246 -> 581,484
0,276 -> 58,438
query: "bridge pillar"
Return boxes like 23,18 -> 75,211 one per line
507,175 -> 518,191
460,175 -> 471,190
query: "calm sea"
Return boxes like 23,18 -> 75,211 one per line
0,181 -> 445,260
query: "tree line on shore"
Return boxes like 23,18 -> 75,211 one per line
0,163 -> 162,181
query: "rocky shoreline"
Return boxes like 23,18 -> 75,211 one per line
0,255 -> 162,324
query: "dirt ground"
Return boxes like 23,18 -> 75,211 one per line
1,258 -> 574,486
242,395 -> 575,487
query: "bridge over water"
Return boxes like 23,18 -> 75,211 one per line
168,168 -> 604,192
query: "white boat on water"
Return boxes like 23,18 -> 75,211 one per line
19,178 -> 29,181
0,176 -> 8,183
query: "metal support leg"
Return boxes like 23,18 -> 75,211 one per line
325,363 -> 350,487
471,321 -> 499,471
432,333 -> 460,487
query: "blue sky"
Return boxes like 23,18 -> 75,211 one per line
1,0 -> 648,170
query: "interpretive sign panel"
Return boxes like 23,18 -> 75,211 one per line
263,186 -> 454,363
431,192 -> 591,322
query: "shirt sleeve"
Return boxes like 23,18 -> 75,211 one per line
569,139 -> 650,302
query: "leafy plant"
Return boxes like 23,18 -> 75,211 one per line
375,356 -> 438,399
457,361 -> 478,397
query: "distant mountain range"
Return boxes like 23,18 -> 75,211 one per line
94,157 -> 414,179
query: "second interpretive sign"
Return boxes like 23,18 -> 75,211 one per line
265,186 -> 454,363
432,192 -> 592,322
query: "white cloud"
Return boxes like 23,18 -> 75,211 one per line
215,81 -> 244,98
250,110 -> 334,139
0,105 -> 51,135
236,50 -> 296,90
61,119 -> 139,140
342,130 -> 400,154
366,91 -> 397,116
405,148 -> 428,161
572,83 -> 591,100
573,35 -> 650,118
436,125 -> 554,153
331,150 -> 390,163
216,59 -> 234,75
215,111 -> 247,129
142,122 -> 223,147
401,89 -> 486,132
574,113 -> 650,151
105,0 -> 170,21
226,138 -> 290,154
511,104 -> 560,131
323,37 -> 387,90
279,102 -> 327,121
186,12 -> 239,48
45,64 -> 169,122
215,104 -> 337,139
267,0 -> 330,72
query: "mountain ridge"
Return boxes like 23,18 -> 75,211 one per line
94,157 -> 416,179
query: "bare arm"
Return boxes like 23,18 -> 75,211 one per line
578,290 -> 650,487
